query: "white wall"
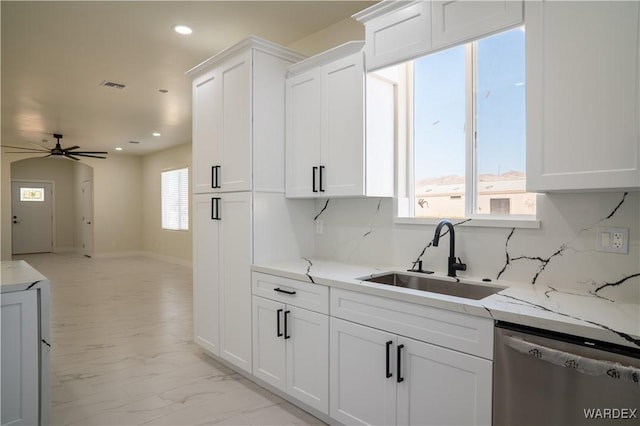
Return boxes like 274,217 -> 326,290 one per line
73,162 -> 93,250
287,17 -> 365,56
10,158 -> 76,251
313,192 -> 640,304
90,155 -> 144,254
142,143 -> 192,263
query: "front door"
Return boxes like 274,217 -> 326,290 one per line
11,181 -> 53,254
82,180 -> 93,257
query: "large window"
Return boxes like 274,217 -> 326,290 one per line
410,27 -> 535,219
161,167 -> 189,231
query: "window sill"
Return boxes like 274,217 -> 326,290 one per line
394,216 -> 540,229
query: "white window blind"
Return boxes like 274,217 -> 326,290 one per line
161,167 -> 189,231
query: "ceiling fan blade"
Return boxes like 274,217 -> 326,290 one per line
64,154 -> 81,161
1,145 -> 50,152
64,145 -> 80,151
4,151 -> 43,154
76,153 -> 107,159
70,151 -> 109,155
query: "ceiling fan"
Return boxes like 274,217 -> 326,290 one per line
1,133 -> 108,161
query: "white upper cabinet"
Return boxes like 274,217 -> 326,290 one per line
189,37 -> 305,194
526,1 -> 640,192
285,69 -> 322,197
217,52 -> 252,192
354,0 -> 523,71
286,42 -> 395,198
431,0 -> 523,50
192,70 -> 221,194
321,52 -> 365,197
354,1 -> 432,71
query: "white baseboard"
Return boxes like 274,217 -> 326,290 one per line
92,250 -> 192,268
142,251 -> 192,268
53,246 -> 77,253
93,251 -> 146,259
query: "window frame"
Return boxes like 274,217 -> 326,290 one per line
396,29 -> 539,229
161,167 -> 189,232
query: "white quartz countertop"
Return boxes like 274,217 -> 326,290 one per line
1,260 -> 49,293
253,258 -> 640,350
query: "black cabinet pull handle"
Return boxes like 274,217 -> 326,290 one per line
274,288 -> 296,295
212,166 -> 221,189
284,310 -> 291,339
312,167 -> 318,192
212,198 -> 221,220
277,309 -> 283,337
397,344 -> 405,383
319,166 -> 325,192
386,340 -> 393,378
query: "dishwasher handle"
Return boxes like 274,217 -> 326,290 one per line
505,336 -> 640,385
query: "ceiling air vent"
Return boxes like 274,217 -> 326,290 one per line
128,141 -> 140,144
99,80 -> 126,90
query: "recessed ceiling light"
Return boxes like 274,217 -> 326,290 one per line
152,132 -> 161,137
115,147 -> 123,151
173,25 -> 192,35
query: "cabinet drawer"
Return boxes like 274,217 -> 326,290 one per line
331,288 -> 493,359
252,272 -> 329,314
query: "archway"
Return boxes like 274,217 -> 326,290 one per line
3,156 -> 93,258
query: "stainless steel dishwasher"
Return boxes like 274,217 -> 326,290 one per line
493,322 -> 640,426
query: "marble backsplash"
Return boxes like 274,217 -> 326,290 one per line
313,192 -> 640,304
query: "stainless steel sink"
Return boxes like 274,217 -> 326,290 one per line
361,273 -> 506,300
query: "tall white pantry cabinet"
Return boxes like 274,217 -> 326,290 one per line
189,37 -> 311,374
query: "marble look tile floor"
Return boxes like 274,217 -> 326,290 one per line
15,253 -> 325,426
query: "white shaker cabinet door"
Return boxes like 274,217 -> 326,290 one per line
286,306 -> 329,414
193,194 -> 221,356
192,70 -> 221,194
361,1 -> 432,71
252,296 -> 286,391
431,0 -> 523,50
321,51 -> 366,197
218,52 -> 252,192
330,317 -> 397,426
218,192 -> 253,373
526,1 -> 640,191
396,336 -> 492,426
285,68 -> 322,198
1,290 -> 39,426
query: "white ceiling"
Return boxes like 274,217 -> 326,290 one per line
1,1 -> 373,157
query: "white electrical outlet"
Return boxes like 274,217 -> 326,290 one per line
316,219 -> 324,235
597,226 -> 629,254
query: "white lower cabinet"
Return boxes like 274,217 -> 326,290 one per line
218,192 -> 253,372
330,286 -> 494,426
395,335 -> 492,426
251,273 -> 329,414
193,192 -> 253,373
330,318 -> 396,425
193,194 -> 220,355
330,317 -> 492,426
1,290 -> 39,426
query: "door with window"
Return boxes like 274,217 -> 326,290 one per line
11,181 -> 53,254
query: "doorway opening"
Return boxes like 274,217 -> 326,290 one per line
8,157 -> 94,257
